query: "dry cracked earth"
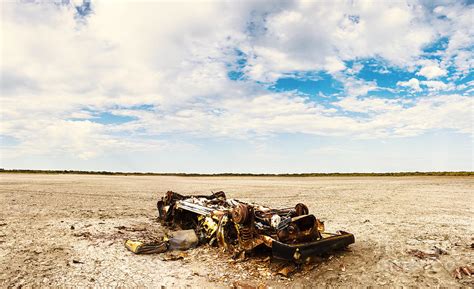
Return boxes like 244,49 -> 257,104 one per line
0,174 -> 473,287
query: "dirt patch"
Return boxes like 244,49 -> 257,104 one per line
0,174 -> 473,287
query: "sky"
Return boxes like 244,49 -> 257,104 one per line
0,0 -> 473,173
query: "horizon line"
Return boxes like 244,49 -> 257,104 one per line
1,169 -> 472,177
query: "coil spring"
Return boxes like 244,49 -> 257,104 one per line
240,227 -> 253,242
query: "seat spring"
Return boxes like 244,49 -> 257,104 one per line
240,227 -> 253,241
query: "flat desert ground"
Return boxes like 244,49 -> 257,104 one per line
0,174 -> 473,287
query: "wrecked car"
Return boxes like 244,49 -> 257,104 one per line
157,191 -> 354,262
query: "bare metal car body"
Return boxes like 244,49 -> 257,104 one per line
157,191 -> 354,262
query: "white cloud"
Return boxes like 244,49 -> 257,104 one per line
340,76 -> 379,97
335,97 -> 402,113
233,1 -> 473,83
324,56 -> 346,73
397,78 -> 422,92
452,50 -> 474,77
107,93 -> 472,141
2,120 -> 110,160
239,1 -> 438,81
346,63 -> 364,75
433,4 -> 474,76
367,95 -> 473,137
420,80 -> 453,91
417,64 -> 447,79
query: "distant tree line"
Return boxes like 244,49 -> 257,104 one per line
0,168 -> 472,177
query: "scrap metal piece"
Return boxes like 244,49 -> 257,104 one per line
232,204 -> 249,224
125,240 -> 168,254
176,200 -> 215,216
216,214 -> 230,249
276,215 -> 320,243
295,203 -> 309,216
270,214 -> 281,229
271,231 -> 355,262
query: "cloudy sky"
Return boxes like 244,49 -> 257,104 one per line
0,0 -> 473,173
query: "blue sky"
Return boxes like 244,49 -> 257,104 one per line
0,0 -> 473,172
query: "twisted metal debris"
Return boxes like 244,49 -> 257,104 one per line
157,191 -> 354,262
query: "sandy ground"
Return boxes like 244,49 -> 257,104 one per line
0,174 -> 473,288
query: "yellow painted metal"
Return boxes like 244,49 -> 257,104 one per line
198,215 -> 219,238
124,240 -> 143,253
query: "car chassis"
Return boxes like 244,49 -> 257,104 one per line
157,191 -> 354,262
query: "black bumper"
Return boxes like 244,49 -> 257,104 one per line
271,231 -> 355,261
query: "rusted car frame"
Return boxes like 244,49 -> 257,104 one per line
157,191 -> 354,262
